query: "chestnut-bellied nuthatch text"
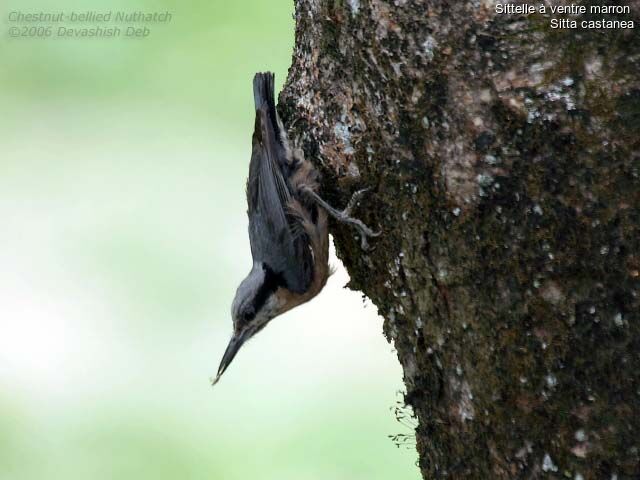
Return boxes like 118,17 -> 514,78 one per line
211,72 -> 379,385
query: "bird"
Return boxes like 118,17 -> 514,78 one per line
211,72 -> 379,386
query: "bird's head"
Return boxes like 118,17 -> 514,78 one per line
212,263 -> 283,385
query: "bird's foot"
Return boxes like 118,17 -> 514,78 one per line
302,186 -> 381,250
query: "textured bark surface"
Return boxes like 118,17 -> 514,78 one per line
279,1 -> 640,478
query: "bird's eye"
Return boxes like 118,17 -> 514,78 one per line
242,308 -> 255,323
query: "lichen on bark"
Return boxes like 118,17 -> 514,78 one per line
279,1 -> 640,478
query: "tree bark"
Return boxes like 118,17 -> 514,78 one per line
279,1 -> 640,478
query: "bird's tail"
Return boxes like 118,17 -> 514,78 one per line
253,72 -> 279,134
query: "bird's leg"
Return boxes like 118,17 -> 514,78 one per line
301,186 -> 380,250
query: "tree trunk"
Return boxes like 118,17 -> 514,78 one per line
279,1 -> 640,478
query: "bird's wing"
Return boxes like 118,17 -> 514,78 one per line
246,74 -> 312,293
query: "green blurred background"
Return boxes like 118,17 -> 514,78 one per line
0,1 -> 418,478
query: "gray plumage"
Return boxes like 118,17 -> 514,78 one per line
247,72 -> 313,294
212,72 -> 378,386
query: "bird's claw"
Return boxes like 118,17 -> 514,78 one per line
344,187 -> 371,216
301,184 -> 381,250
339,188 -> 381,251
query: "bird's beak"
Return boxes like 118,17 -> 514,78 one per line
211,332 -> 245,386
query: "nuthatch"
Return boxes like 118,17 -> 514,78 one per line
211,72 -> 379,385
